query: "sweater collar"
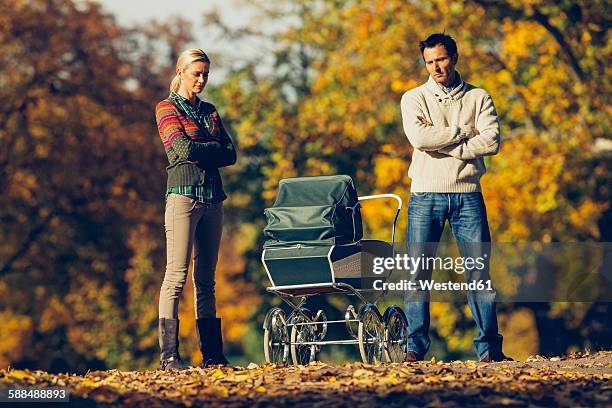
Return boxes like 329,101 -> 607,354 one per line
426,71 -> 465,99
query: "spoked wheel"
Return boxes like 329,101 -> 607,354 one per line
263,308 -> 289,364
383,305 -> 409,363
289,308 -> 317,365
358,304 -> 384,364
345,305 -> 359,339
313,310 -> 328,341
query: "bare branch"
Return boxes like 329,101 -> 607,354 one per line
0,214 -> 53,277
472,0 -> 585,82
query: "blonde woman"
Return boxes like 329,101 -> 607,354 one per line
155,49 -> 236,370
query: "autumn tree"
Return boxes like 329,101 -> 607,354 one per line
0,0 -> 257,370
1,0 -> 609,370
210,0 -> 610,360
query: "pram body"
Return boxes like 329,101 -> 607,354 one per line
261,175 -> 408,364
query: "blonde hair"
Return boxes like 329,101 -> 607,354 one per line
169,49 -> 211,93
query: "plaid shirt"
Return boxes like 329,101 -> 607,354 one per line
166,184 -> 225,204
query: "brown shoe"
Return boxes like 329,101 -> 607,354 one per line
480,352 -> 514,363
405,351 -> 422,362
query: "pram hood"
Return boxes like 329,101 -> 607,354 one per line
264,175 -> 363,247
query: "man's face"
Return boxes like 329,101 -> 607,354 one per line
422,44 -> 457,87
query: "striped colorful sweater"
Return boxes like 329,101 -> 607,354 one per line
155,95 -> 236,199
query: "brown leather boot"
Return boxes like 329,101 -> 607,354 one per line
196,318 -> 230,367
159,318 -> 185,370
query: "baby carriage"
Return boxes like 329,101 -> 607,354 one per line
261,175 -> 408,365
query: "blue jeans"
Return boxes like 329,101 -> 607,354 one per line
404,192 -> 503,359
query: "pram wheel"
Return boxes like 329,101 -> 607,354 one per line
263,308 -> 290,364
383,305 -> 409,363
289,308 -> 317,365
345,305 -> 359,339
358,304 -> 384,364
313,310 -> 328,341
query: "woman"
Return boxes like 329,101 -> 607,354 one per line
155,49 -> 236,370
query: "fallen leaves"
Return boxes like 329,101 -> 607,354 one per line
0,352 -> 610,407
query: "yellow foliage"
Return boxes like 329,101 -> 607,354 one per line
498,308 -> 539,360
0,313 -> 33,368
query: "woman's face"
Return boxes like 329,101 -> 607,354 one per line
179,61 -> 210,94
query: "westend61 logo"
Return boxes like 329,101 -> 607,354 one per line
370,254 -> 492,293
372,254 -> 488,275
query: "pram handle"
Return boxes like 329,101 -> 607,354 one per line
358,194 -> 403,209
357,194 -> 402,257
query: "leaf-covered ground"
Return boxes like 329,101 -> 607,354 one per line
1,351 -> 610,407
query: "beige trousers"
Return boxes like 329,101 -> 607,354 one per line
159,193 -> 223,319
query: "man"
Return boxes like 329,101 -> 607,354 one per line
400,33 -> 509,362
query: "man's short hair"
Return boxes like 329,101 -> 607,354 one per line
419,33 -> 458,57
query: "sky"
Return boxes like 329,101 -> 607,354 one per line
93,0 -> 252,28
90,0 -> 265,83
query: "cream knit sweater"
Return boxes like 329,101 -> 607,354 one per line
400,73 -> 500,192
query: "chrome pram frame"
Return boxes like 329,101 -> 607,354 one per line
261,194 -> 409,365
